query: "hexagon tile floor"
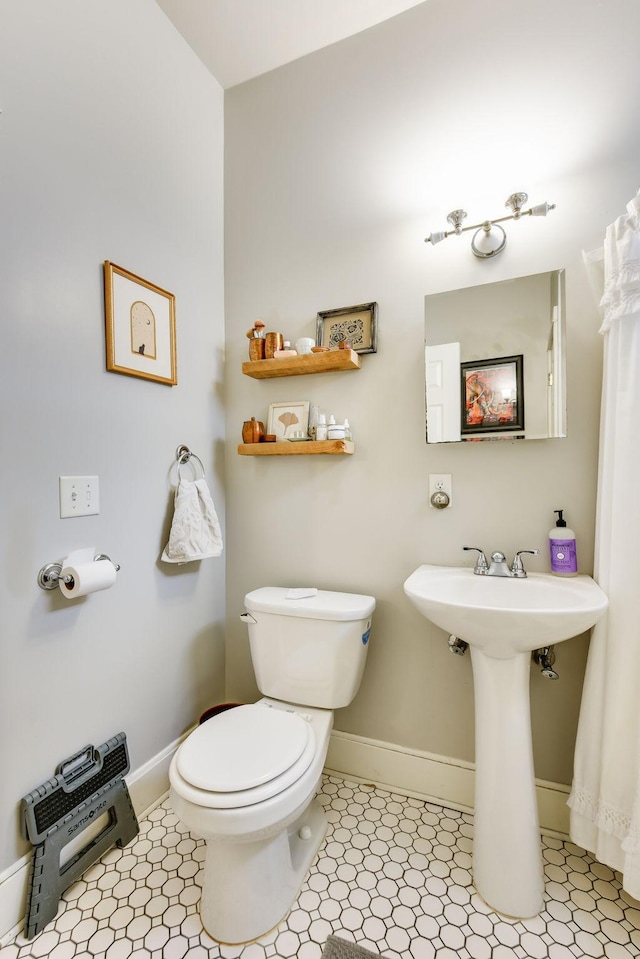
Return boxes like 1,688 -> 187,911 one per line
3,775 -> 640,959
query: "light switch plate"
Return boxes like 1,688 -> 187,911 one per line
59,476 -> 100,518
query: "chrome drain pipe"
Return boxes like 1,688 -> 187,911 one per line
533,646 -> 559,679
448,635 -> 469,656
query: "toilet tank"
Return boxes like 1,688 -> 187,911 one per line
243,587 -> 375,709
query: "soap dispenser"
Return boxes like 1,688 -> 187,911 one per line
549,509 -> 578,576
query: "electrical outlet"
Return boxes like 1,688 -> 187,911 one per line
428,473 -> 452,508
59,476 -> 100,518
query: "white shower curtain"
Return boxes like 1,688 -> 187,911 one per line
569,189 -> 640,898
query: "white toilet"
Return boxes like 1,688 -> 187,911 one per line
169,586 -> 375,944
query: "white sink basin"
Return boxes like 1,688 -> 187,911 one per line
403,563 -> 608,919
404,564 -> 608,658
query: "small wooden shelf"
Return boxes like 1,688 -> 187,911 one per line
242,349 -> 361,379
238,440 -> 354,456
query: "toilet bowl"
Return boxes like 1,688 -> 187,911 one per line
170,699 -> 333,943
169,585 -> 375,944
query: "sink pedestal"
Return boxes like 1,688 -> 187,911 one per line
403,564 -> 608,919
470,647 -> 544,917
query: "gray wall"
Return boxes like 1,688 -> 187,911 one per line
224,0 -> 640,786
3,0 -> 639,888
0,0 -> 226,872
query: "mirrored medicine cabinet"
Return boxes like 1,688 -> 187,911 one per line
425,269 -> 566,443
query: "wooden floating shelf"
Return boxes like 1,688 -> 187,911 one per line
238,440 -> 354,456
242,349 -> 361,379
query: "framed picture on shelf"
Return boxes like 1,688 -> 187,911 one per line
316,302 -> 378,354
104,261 -> 177,385
267,401 -> 310,441
460,354 -> 524,434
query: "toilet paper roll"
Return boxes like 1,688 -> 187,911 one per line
58,560 -> 117,599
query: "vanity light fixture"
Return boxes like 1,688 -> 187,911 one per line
425,192 -> 556,259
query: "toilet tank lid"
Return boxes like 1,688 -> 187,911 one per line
244,587 -> 375,621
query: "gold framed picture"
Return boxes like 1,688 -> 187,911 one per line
103,261 -> 177,385
316,302 -> 378,354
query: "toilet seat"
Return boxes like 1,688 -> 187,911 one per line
175,704 -> 317,809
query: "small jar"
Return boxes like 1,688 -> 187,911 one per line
327,423 -> 346,441
265,332 -> 283,358
296,337 -> 315,355
242,417 -> 265,443
249,337 -> 266,361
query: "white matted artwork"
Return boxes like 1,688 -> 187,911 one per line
104,261 -> 177,385
267,401 -> 310,441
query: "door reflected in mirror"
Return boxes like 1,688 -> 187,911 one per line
425,269 -> 566,443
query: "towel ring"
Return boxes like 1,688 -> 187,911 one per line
175,445 -> 205,479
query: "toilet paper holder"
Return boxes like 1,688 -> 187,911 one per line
37,554 -> 121,591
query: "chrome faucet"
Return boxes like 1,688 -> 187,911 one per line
487,551 -> 512,577
463,546 -> 540,578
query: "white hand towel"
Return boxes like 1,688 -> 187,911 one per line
161,476 -> 223,564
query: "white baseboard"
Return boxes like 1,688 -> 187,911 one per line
1,726 -> 570,945
0,733 -> 184,945
126,734 -> 180,817
0,853 -> 31,947
326,729 -> 571,838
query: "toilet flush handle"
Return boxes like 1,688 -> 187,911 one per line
240,612 -> 257,624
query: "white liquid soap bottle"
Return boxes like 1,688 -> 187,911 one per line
549,509 -> 578,576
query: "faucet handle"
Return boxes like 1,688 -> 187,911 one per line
463,546 -> 489,574
511,548 -> 540,577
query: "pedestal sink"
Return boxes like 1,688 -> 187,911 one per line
403,564 -> 608,918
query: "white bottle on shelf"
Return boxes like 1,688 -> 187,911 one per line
316,413 -> 327,441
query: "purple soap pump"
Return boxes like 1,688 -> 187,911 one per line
549,509 -> 578,576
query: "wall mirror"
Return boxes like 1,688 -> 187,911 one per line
425,269 -> 566,443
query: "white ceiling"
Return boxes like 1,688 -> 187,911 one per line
154,0 -> 428,89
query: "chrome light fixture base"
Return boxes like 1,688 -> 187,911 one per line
471,222 -> 507,259
425,191 -> 555,259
